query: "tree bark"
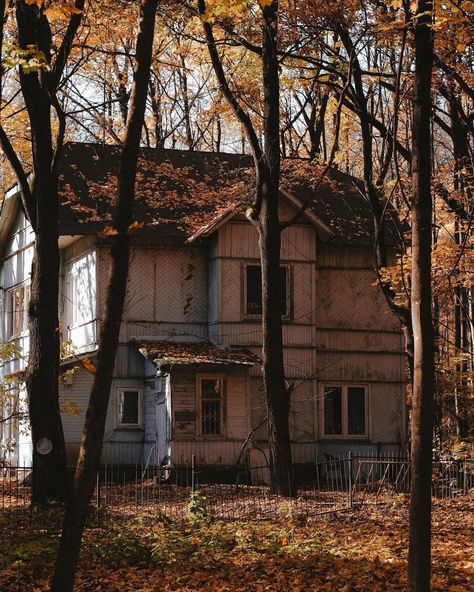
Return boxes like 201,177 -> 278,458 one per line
407,2 -> 435,590
198,0 -> 296,497
50,1 -> 158,589
10,0 -> 84,506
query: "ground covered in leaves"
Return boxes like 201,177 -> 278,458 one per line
0,497 -> 472,591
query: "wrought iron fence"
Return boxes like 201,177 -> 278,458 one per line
1,453 -> 473,529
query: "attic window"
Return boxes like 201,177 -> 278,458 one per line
244,265 -> 289,318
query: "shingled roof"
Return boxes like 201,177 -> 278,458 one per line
56,142 -> 400,246
138,340 -> 261,368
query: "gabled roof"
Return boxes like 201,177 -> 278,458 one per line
2,142 -> 401,247
138,340 -> 261,368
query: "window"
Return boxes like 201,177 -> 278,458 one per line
197,375 -> 224,436
244,264 -> 289,317
117,389 -> 143,427
322,385 -> 368,438
6,283 -> 30,338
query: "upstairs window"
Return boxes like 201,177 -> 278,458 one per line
245,265 -> 289,318
117,389 -> 143,428
322,385 -> 367,438
198,375 -> 224,436
6,283 -> 30,338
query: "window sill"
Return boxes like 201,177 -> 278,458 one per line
114,426 -> 144,432
320,436 -> 370,442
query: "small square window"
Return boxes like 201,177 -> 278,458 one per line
245,265 -> 289,317
117,389 -> 142,427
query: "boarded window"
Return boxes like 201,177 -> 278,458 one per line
245,265 -> 288,317
199,377 -> 223,435
323,385 -> 367,438
117,390 -> 141,427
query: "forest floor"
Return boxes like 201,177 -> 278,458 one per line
0,495 -> 472,591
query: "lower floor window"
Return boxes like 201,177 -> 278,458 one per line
117,389 -> 142,427
198,376 -> 224,436
323,385 -> 367,438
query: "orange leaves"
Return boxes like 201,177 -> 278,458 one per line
81,357 -> 96,373
44,5 -> 83,21
24,0 -> 83,21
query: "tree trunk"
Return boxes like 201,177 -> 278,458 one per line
258,0 -> 295,497
15,0 -> 71,505
50,2 -> 158,590
407,2 -> 435,590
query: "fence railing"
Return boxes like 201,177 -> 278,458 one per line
1,454 -> 473,528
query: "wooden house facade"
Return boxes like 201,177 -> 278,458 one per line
0,143 -> 406,472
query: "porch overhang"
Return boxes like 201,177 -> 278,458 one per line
136,340 -> 261,370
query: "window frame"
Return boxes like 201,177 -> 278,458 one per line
115,387 -> 143,429
242,262 -> 291,320
196,373 -> 225,437
320,384 -> 369,440
5,282 -> 30,339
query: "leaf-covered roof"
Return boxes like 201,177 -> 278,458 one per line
57,142 -> 400,246
137,340 -> 261,367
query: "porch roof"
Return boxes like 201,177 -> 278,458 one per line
137,340 -> 261,368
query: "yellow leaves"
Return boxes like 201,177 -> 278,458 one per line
200,0 -> 250,23
389,0 -> 403,9
25,0 -> 83,20
44,4 -> 83,21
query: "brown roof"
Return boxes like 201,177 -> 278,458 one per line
137,340 -> 261,368
57,142 -> 401,246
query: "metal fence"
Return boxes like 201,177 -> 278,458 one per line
1,454 -> 473,529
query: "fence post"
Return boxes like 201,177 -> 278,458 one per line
191,454 -> 196,494
96,470 -> 101,528
348,451 -> 353,509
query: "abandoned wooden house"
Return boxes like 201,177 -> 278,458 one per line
0,142 -> 406,472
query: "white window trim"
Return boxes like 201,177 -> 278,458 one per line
196,373 -> 225,437
116,387 -> 144,429
320,384 -> 369,440
64,249 -> 97,331
242,262 -> 291,320
5,282 -> 30,339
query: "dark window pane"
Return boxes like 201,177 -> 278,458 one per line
348,387 -> 366,435
279,267 -> 288,316
324,387 -> 342,435
246,266 -> 262,315
201,379 -> 221,399
246,265 -> 288,316
121,391 -> 139,424
202,400 -> 221,435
